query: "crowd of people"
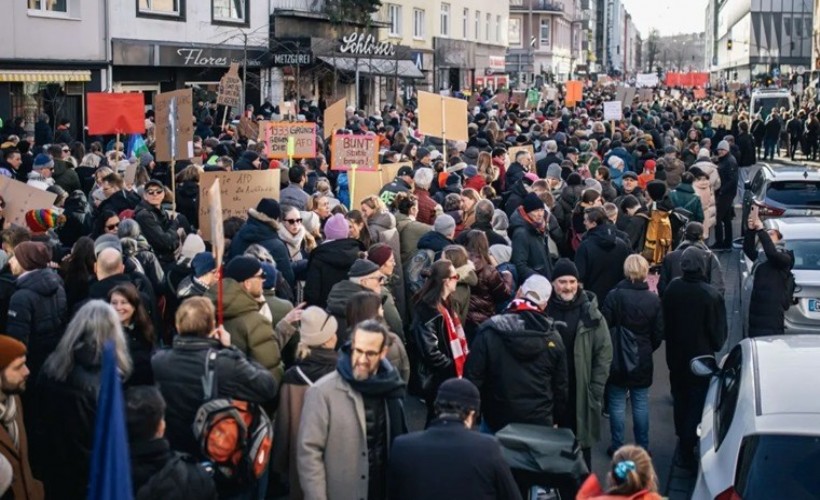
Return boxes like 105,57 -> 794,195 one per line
0,80 -> 802,499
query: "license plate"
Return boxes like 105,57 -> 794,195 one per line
809,299 -> 820,312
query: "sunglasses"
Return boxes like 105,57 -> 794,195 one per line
106,223 -> 120,230
285,218 -> 302,225
145,189 -> 164,196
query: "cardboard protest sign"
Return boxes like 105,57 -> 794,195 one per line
87,93 -> 145,135
526,89 -> 540,108
265,122 -> 317,159
511,90 -> 526,108
331,134 -> 379,171
565,81 -> 583,104
0,176 -> 57,228
508,145 -> 534,161
417,91 -> 468,142
638,89 -> 654,102
154,88 -> 194,162
324,99 -> 347,138
544,88 -> 558,102
199,169 -> 281,241
216,63 -> 242,109
238,116 -> 259,140
206,178 -> 225,264
603,101 -> 623,121
381,161 -> 412,183
350,170 -> 384,206
712,114 -> 733,129
123,163 -> 138,187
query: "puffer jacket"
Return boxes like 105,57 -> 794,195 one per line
130,439 -> 216,500
228,210 -> 295,287
693,177 -> 716,237
575,224 -> 630,304
152,336 -> 278,456
465,308 -> 568,431
466,256 -> 512,327
134,200 -> 181,266
690,159 -> 721,192
303,238 -> 365,307
509,208 -> 552,283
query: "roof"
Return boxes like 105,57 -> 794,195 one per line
765,164 -> 820,181
753,336 -> 820,416
768,217 -> 820,240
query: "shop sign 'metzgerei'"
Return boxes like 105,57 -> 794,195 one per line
339,33 -> 396,57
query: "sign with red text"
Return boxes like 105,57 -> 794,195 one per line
331,133 -> 379,171
264,122 -> 317,159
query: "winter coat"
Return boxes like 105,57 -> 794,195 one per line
7,269 -> 67,384
152,336 -> 277,456
601,280 -> 664,388
57,191 -> 92,248
134,200 -> 181,266
228,211 -> 295,287
174,181 -> 200,230
716,153 -> 739,199
0,395 -> 44,500
509,208 -> 552,283
325,280 -> 403,346
388,417 -> 522,500
448,263 -> 477,326
693,177 -> 716,237
97,189 -> 141,218
410,302 -> 457,400
378,178 -> 412,208
466,257 -> 512,327
743,228 -> 795,336
503,180 -> 530,218
130,439 -> 216,500
368,212 -> 406,324
690,159 -> 721,192
465,309 -> 568,431
34,121 -> 51,149
575,224 -> 630,304
737,131 -> 757,167
546,292 -> 613,448
658,240 -> 725,298
304,238 -> 366,307
272,349 -> 338,500
668,183 -> 704,223
656,156 -> 685,189
280,185 -> 310,211
536,152 -> 564,178
122,236 -> 165,294
455,220 -> 510,248
616,209 -> 650,253
576,474 -> 662,500
51,160 -> 80,195
416,231 -> 453,260
395,213 -> 431,266
413,188 -> 438,225
505,162 -> 527,188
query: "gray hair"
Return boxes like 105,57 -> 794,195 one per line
42,300 -> 132,383
245,244 -> 274,264
414,168 -> 434,190
475,199 -> 495,224
545,140 -> 558,153
118,219 -> 141,239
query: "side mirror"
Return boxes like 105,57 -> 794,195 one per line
690,355 -> 719,378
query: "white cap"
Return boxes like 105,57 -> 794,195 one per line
519,275 -> 553,307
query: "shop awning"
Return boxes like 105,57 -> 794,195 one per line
318,56 -> 423,79
0,70 -> 92,83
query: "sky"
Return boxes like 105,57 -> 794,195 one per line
621,0 -> 709,37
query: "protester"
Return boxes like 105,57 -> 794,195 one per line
577,445 -> 662,500
304,213 -> 365,307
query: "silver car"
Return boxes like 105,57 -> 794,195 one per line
740,217 -> 820,336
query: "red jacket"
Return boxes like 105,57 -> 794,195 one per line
414,188 -> 438,225
576,475 -> 663,500
464,175 -> 486,192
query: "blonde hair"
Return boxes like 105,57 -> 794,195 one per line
624,254 -> 649,282
360,195 -> 387,214
607,445 -> 658,495
176,297 -> 215,337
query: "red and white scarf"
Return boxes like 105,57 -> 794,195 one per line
438,304 -> 469,377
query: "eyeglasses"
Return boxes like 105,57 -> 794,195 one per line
145,189 -> 164,196
352,347 -> 382,360
284,218 -> 302,225
106,222 -> 120,230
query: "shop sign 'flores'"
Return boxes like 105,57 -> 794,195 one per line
339,33 -> 396,57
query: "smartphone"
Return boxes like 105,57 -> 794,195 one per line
752,205 -> 760,220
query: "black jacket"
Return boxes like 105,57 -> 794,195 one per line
124,323 -> 154,386
410,302 -> 456,399
574,224 -> 630,304
505,162 -> 527,189
716,153 -> 739,199
743,229 -> 795,336
151,336 -> 278,456
130,438 -> 217,500
388,417 -> 522,500
98,190 -> 141,218
601,280 -> 664,388
509,208 -> 551,283
456,220 -> 509,247
175,181 -> 200,230
465,309 -> 568,431
134,200 -> 181,266
536,152 -> 563,178
737,132 -> 757,167
228,215 -> 295,287
616,209 -> 650,253
658,240 -> 725,298
303,238 -> 365,307
503,180 -> 530,218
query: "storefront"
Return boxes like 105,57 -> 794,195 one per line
434,39 -> 507,93
111,39 -> 270,109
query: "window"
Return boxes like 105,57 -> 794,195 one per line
414,9 -> 425,39
485,13 -> 490,41
510,0 -> 522,4
440,3 -> 450,36
463,8 -> 469,39
766,181 -> 820,206
388,4 -> 402,36
785,17 -> 792,37
27,0 -> 67,13
496,15 -> 501,41
796,16 -> 803,37
714,346 -> 742,449
138,0 -> 181,17
213,0 -> 246,24
540,18 -> 550,46
509,18 -> 521,46
475,11 -> 481,41
735,435 -> 820,498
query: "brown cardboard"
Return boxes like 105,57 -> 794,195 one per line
198,169 -> 281,241
323,99 -> 347,138
207,178 -> 225,264
331,133 -> 379,171
350,169 -> 385,207
216,63 -> 242,108
417,91 -> 469,142
154,88 -> 194,162
265,122 -> 317,159
0,176 -> 57,228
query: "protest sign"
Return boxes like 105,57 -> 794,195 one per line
544,88 -> 558,102
511,90 -> 526,108
123,163 -> 138,187
350,170 -> 384,206
508,145 -> 535,161
635,73 -> 659,88
87,93 -> 145,135
694,88 -> 707,99
265,122 -> 317,159
565,81 -> 583,104
0,176 -> 57,229
417,91 -> 468,142
199,170 -> 281,241
324,99 -> 347,138
216,63 -> 242,109
381,161 -> 413,183
154,88 -> 194,162
712,114 -> 733,129
603,101 -> 623,121
526,89 -> 540,108
638,89 -> 654,102
206,178 -> 225,265
331,133 -> 379,171
238,116 -> 259,140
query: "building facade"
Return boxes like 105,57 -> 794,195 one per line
592,0 -> 639,77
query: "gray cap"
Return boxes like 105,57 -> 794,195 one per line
546,163 -> 562,179
434,214 -> 456,236
348,259 -> 381,278
94,234 -> 123,258
717,140 -> 730,152
519,275 -> 553,307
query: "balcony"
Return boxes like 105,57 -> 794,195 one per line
509,0 -> 564,13
274,0 -> 326,15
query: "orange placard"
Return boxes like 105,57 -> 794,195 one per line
565,81 -> 583,105
264,122 -> 317,159
331,133 -> 379,171
87,93 -> 145,135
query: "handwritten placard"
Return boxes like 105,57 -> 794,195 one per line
331,134 -> 379,171
324,99 -> 346,138
0,176 -> 58,228
198,170 -> 281,241
238,116 -> 259,140
265,122 -> 317,159
207,178 -> 225,263
124,163 -> 138,187
216,63 -> 242,109
712,113 -> 733,129
154,88 -> 194,162
603,101 -> 623,121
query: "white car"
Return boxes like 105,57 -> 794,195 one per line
740,217 -> 820,336
691,336 -> 820,499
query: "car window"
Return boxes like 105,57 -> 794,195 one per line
766,181 -> 820,206
786,240 -> 820,270
735,434 -> 820,498
714,345 -> 742,450
752,97 -> 791,118
750,171 -> 765,197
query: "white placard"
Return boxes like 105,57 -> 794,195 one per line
603,101 -> 623,121
636,73 -> 659,88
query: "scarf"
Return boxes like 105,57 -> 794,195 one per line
517,206 -> 546,234
277,224 -> 306,261
506,298 -> 542,314
438,304 -> 469,377
336,344 -> 407,443
0,394 -> 19,449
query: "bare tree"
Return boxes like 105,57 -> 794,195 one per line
645,29 -> 660,72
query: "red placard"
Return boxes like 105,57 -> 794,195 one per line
87,93 -> 145,135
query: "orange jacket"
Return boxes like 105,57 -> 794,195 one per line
576,474 -> 664,500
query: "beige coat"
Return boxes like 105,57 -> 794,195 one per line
691,159 -> 722,193
694,177 -> 716,238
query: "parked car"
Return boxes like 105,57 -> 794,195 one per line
740,164 -> 820,236
691,336 -> 820,499
740,217 -> 820,336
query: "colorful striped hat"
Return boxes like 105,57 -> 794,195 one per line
25,209 -> 64,234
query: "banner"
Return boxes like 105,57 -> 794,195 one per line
323,99 -> 347,138
199,170 -> 281,241
664,72 -> 710,88
635,73 -> 659,88
0,176 -> 57,228
87,93 -> 145,135
265,122 -> 317,159
417,91 -> 468,142
154,88 -> 194,162
331,133 -> 379,171
603,101 -> 623,121
216,63 -> 242,109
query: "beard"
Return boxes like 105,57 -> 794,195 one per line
556,290 -> 577,302
0,376 -> 25,395
353,362 -> 376,381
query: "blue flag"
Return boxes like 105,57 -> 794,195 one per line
87,341 -> 133,500
126,134 -> 149,160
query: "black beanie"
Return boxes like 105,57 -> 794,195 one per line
522,192 -> 544,213
551,258 -> 579,281
646,180 -> 667,201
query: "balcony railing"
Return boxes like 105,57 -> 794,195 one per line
509,0 -> 564,12
274,0 -> 326,14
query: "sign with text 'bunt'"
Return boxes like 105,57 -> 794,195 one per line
331,134 -> 379,171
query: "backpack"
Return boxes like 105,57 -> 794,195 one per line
404,248 -> 435,295
192,350 -> 273,484
642,209 -> 673,266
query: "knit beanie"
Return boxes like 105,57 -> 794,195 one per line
0,335 -> 26,370
646,180 -> 667,201
367,243 -> 393,267
522,192 -> 543,213
434,214 -> 456,236
25,209 -> 64,234
299,306 -> 338,347
191,252 -> 216,278
551,258 -> 579,281
224,256 -> 262,283
348,259 -> 380,278
13,241 -> 51,271
323,213 -> 349,241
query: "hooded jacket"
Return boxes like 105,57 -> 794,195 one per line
416,231 -> 453,260
228,210 -> 295,287
657,240 -> 725,297
325,280 -> 403,346
51,159 -> 81,194
668,183 -> 704,223
743,228 -> 795,336
509,208 -> 552,283
304,238 -> 365,307
465,308 -> 568,431
575,224 -> 630,304
134,200 -> 181,266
